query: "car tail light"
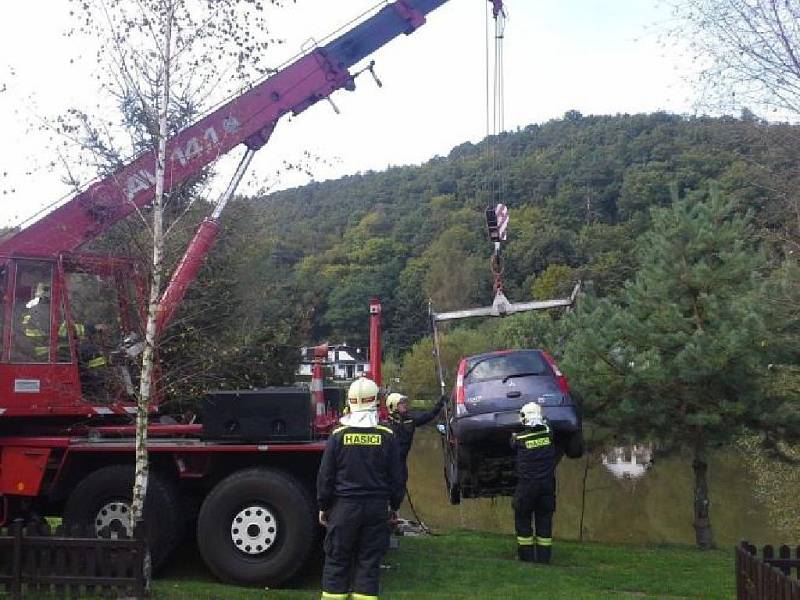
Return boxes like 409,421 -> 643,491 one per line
455,360 -> 467,417
541,351 -> 570,395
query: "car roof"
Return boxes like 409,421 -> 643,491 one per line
461,349 -> 543,362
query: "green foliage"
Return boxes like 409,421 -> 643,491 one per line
532,264 -> 575,300
323,266 -> 399,338
553,188 -> 800,548
737,436 -> 800,540
388,257 -> 430,354
255,113 -> 800,352
561,189 -> 793,447
158,200 -> 306,407
423,224 -> 488,311
399,326 -> 499,401
493,310 -> 564,351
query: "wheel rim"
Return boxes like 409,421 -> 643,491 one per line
230,505 -> 278,555
94,501 -> 132,538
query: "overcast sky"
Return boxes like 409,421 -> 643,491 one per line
0,0 -> 697,229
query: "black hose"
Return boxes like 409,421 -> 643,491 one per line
404,487 -> 438,537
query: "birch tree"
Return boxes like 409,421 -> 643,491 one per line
63,0 -> 290,534
667,0 -> 800,324
667,0 -> 800,117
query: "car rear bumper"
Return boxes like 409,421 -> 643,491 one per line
452,407 -> 580,445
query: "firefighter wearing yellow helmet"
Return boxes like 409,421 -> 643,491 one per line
317,377 -> 405,600
385,391 -> 445,487
510,401 -> 556,564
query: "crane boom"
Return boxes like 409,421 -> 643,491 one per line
0,0 -> 500,258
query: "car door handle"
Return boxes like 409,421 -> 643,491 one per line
506,391 -> 521,398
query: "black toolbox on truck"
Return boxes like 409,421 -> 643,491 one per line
202,387 -> 312,442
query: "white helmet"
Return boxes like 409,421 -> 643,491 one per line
347,377 -> 379,412
519,402 -> 544,428
386,392 -> 407,414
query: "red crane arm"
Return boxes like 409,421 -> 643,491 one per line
0,49 -> 348,257
0,0 -> 502,259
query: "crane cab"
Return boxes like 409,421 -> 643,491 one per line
0,253 -> 148,419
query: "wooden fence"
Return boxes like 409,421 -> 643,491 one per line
0,522 -> 149,599
737,541 -> 800,600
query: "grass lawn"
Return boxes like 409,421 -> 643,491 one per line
154,530 -> 734,599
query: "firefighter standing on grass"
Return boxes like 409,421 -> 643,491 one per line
511,401 -> 556,564
317,377 -> 405,600
385,392 -> 445,485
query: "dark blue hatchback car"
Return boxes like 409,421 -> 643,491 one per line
441,349 -> 583,503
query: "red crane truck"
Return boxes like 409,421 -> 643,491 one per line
0,0 -> 505,587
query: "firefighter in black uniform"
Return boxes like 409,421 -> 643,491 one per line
317,377 -> 405,600
511,401 -> 556,564
385,392 -> 445,485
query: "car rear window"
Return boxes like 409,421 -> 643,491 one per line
464,351 -> 549,383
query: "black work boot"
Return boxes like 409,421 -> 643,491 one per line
517,545 -> 535,562
535,544 -> 551,564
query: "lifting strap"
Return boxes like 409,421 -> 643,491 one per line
485,3 -> 507,297
429,300 -> 446,398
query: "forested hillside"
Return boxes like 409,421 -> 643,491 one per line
160,111 -> 800,402
248,112 -> 797,343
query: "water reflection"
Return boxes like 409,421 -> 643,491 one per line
601,444 -> 653,480
402,428 -> 782,546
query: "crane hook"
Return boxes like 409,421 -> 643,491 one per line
367,60 -> 383,88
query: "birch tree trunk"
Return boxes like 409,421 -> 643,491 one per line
131,1 -> 174,531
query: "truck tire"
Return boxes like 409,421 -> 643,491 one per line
197,467 -> 316,587
63,464 -> 183,570
564,430 -> 585,459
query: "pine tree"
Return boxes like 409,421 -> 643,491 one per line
563,188 -> 800,549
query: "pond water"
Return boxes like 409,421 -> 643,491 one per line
401,428 -> 783,546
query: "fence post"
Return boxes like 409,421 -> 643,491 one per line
736,545 -> 742,600
779,545 -> 791,577
796,546 -> 800,582
738,541 -> 754,600
11,524 -> 22,600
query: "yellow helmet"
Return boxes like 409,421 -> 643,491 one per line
386,392 -> 407,414
347,377 -> 379,412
